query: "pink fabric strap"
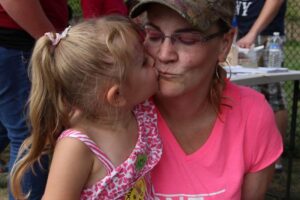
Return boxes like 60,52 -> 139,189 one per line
59,129 -> 115,173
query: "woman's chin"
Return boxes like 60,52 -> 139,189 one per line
156,82 -> 184,99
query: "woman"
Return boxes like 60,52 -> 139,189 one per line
130,0 -> 283,199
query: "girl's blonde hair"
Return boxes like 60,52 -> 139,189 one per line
10,15 -> 143,199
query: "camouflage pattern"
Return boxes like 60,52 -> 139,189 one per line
252,83 -> 287,112
130,0 -> 235,32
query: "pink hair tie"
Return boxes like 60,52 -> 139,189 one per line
44,26 -> 71,46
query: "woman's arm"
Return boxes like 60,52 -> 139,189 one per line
241,164 -> 275,200
42,138 -> 94,200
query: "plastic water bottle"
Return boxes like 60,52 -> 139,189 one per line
264,32 -> 283,68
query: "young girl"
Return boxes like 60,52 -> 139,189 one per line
10,16 -> 162,200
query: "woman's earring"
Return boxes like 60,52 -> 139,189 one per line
215,66 -> 220,80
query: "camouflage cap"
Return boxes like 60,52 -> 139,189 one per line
130,0 -> 235,32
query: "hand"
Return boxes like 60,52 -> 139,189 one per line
237,32 -> 257,49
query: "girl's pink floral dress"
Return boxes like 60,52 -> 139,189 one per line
58,100 -> 162,200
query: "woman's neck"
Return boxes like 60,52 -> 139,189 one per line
154,89 -> 211,121
154,87 -> 218,155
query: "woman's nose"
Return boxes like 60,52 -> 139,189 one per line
157,39 -> 178,63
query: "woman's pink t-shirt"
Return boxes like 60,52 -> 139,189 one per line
152,82 -> 283,200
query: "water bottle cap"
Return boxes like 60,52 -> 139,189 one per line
270,43 -> 280,49
232,16 -> 238,28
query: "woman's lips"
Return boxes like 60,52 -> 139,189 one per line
158,70 -> 179,78
158,71 -> 180,79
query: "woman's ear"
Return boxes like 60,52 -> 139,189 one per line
218,28 -> 235,62
106,84 -> 127,107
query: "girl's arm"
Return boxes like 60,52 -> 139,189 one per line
241,164 -> 275,200
42,138 -> 94,200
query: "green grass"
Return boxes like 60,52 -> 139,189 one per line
68,0 -> 82,18
285,41 -> 300,69
0,174 -> 8,200
282,41 -> 300,158
0,146 -> 9,200
287,0 -> 300,21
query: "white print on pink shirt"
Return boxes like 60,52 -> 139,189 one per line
154,189 -> 226,200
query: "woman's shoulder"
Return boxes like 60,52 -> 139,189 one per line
222,81 -> 272,117
225,81 -> 266,104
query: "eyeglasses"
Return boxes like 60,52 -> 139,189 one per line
143,25 -> 224,48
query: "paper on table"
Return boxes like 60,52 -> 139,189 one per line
238,45 -> 264,53
224,65 -> 289,75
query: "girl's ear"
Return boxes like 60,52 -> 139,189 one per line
218,28 -> 235,62
69,108 -> 82,127
106,84 -> 127,107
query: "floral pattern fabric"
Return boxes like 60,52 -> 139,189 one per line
58,100 -> 162,200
